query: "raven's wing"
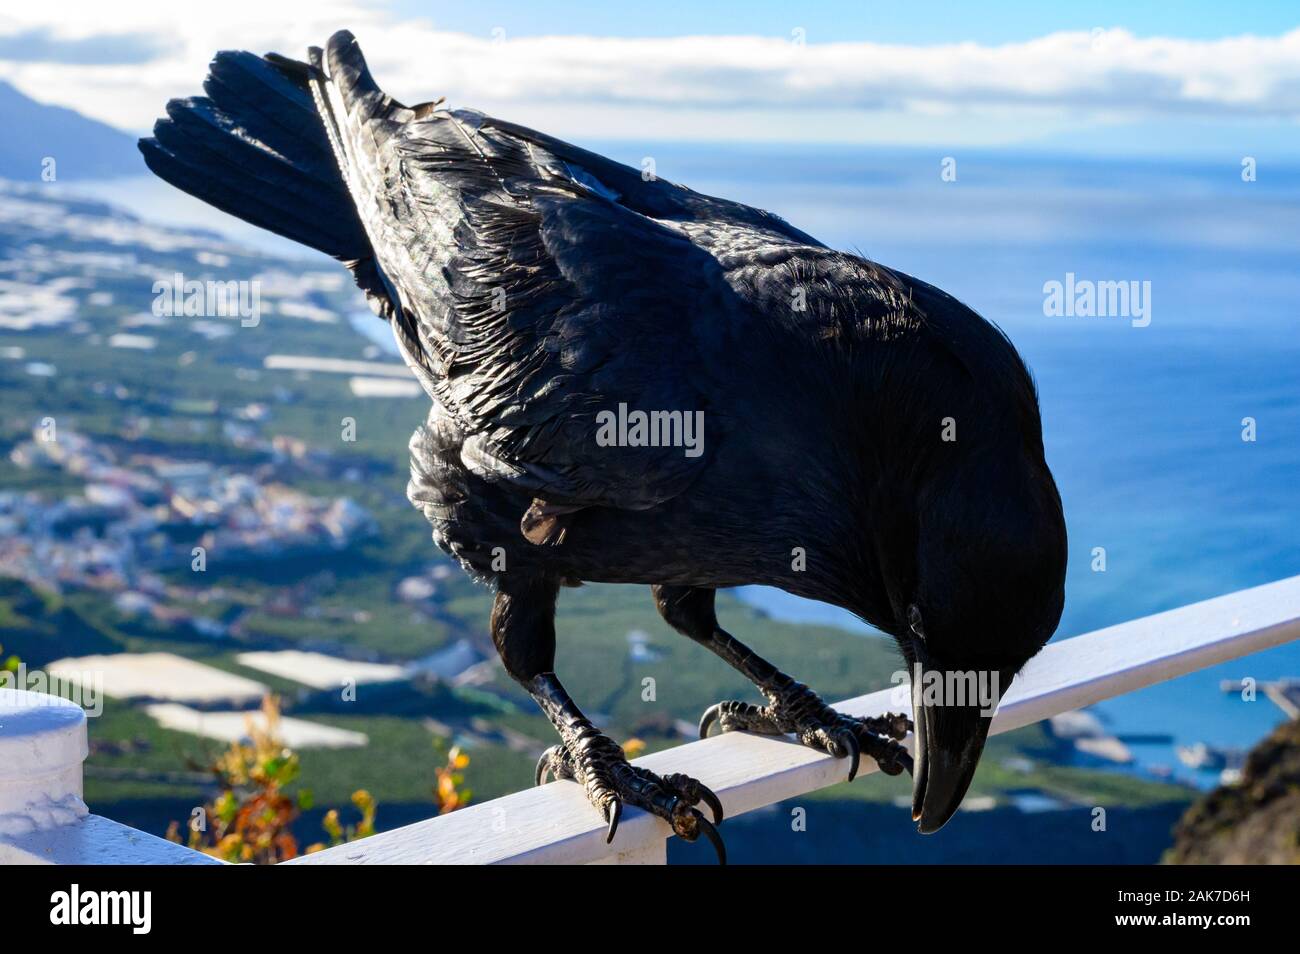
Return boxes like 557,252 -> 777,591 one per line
400,137 -> 737,512
312,33 -> 811,515
461,113 -> 826,249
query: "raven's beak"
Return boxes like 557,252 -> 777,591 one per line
909,661 -> 1001,834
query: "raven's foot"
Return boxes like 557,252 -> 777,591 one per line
535,736 -> 726,863
700,680 -> 914,780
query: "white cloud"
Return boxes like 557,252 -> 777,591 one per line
1,3 -> 1298,143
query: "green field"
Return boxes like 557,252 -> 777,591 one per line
4,573 -> 1188,834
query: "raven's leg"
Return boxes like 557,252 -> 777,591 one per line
494,576 -> 725,861
653,585 -> 913,780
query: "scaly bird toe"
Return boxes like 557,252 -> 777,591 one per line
534,736 -> 726,863
700,680 -> 913,780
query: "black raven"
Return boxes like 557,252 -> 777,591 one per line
140,31 -> 1067,862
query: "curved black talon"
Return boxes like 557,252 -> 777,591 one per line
873,753 -> 906,776
536,743 -> 574,786
536,734 -> 724,858
699,785 -> 724,825
692,809 -> 727,865
841,731 -> 861,782
664,772 -> 725,825
698,704 -> 720,739
865,738 -> 912,777
605,799 -> 622,844
535,749 -> 552,786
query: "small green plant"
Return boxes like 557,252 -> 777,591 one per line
167,695 -> 377,863
314,789 -> 377,849
170,700 -> 478,861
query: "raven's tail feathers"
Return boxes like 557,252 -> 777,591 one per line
138,35 -> 436,387
138,49 -> 371,263
303,31 -> 406,228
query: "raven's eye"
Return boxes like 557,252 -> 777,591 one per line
907,604 -> 925,641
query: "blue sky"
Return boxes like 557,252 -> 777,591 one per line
0,1 -> 1298,154
390,0 -> 1300,43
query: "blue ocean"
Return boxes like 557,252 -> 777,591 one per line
637,143 -> 1300,783
86,144 -> 1300,785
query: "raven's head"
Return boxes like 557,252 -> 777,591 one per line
898,446 -> 1067,833
782,265 -> 1067,832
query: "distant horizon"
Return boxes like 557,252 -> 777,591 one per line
2,3 -> 1298,156
59,105 -> 1300,165
41,138 -> 1299,266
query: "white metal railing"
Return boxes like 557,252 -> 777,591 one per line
4,574 -> 1300,865
293,573 -> 1300,863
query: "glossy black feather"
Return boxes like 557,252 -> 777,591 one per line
140,30 -> 1068,671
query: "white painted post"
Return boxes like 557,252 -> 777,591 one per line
0,688 -> 222,864
0,688 -> 89,842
